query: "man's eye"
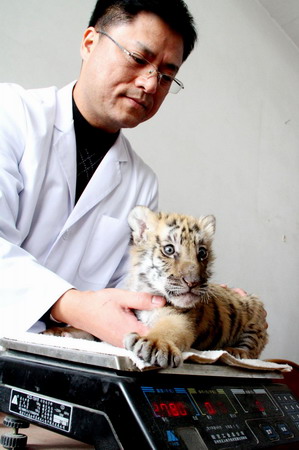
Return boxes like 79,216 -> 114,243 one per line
161,74 -> 174,84
130,53 -> 147,65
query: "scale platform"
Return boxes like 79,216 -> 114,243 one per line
0,336 -> 298,449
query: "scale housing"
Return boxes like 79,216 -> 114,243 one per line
0,337 -> 298,449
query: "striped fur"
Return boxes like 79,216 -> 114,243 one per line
124,206 -> 268,368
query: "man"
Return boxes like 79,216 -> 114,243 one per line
0,0 -> 197,345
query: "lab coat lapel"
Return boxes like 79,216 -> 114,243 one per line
53,129 -> 77,206
53,82 -> 77,206
53,82 -> 77,209
67,135 -> 128,226
51,82 -> 129,230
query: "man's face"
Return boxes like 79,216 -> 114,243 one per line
74,11 -> 184,132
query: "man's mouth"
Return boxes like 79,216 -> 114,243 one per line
126,96 -> 148,109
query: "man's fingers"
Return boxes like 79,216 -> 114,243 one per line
220,284 -> 247,297
232,287 -> 247,297
118,290 -> 166,310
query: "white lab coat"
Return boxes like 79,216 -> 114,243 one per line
0,82 -> 158,336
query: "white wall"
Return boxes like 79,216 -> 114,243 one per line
1,0 -> 298,362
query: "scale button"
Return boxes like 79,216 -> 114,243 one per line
276,423 -> 294,439
290,413 -> 299,421
281,403 -> 297,413
166,430 -> 179,444
275,394 -> 295,403
260,424 -> 280,441
176,427 -> 208,450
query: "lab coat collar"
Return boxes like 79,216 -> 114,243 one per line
52,82 -> 77,206
54,80 -> 128,163
53,81 -> 129,229
54,81 -> 76,133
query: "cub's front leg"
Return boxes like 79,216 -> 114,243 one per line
124,312 -> 195,368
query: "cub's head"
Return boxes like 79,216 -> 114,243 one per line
128,206 -> 216,308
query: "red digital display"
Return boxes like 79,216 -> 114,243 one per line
191,391 -> 236,416
152,401 -> 189,417
255,400 -> 265,413
142,387 -> 200,418
232,388 -> 278,414
204,400 -> 229,415
204,401 -> 217,415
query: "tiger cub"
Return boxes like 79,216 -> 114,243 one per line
124,206 -> 268,368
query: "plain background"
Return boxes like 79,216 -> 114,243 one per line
1,0 -> 298,363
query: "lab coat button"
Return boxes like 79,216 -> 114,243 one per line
62,230 -> 69,240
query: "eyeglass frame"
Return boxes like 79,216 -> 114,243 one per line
96,29 -> 184,94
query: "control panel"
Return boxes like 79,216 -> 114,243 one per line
132,382 -> 299,449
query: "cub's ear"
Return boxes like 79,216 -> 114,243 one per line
128,206 -> 158,243
199,215 -> 216,238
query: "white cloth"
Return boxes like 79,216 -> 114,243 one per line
2,332 -> 292,373
0,82 -> 158,336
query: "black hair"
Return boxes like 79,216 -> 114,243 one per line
88,0 -> 197,61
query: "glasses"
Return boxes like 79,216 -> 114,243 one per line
97,30 -> 184,94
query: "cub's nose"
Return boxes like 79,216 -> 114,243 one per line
182,277 -> 200,288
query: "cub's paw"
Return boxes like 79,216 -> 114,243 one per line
224,346 -> 251,359
124,332 -> 183,368
41,327 -> 96,341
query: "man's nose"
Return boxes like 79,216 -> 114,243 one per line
136,73 -> 159,94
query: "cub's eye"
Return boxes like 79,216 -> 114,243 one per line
162,244 -> 175,256
197,247 -> 208,261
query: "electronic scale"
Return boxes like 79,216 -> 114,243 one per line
0,337 -> 299,449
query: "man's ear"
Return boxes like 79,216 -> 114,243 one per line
80,27 -> 98,61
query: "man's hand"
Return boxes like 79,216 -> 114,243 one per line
50,288 -> 166,347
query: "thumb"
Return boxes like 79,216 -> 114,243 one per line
125,291 -> 166,310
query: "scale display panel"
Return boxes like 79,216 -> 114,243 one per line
231,387 -> 279,414
141,387 -> 200,418
188,387 -> 237,416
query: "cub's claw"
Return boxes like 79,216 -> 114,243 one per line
124,332 -> 182,368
